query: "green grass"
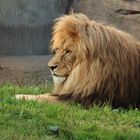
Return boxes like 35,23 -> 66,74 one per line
0,84 -> 140,140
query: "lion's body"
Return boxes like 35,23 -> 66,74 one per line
16,13 -> 140,108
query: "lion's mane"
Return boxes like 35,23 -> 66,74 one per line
51,13 -> 140,108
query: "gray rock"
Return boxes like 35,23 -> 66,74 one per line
0,0 -> 68,55
72,0 -> 140,40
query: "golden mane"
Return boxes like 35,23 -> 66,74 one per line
51,13 -> 140,108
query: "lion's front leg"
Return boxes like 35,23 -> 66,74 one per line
15,93 -> 61,103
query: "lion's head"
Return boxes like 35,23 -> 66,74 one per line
48,13 -> 140,108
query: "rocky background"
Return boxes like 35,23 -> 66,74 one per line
0,0 -> 68,55
0,0 -> 140,56
72,0 -> 140,41
0,0 -> 140,85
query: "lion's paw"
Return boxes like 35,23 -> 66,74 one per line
15,94 -> 39,101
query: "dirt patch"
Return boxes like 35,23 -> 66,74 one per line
0,55 -> 52,85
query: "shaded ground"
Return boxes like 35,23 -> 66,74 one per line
0,55 -> 52,85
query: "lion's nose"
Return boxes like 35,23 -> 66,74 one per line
48,64 -> 57,71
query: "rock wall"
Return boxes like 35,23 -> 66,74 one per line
1,0 -> 140,56
0,0 -> 68,55
72,0 -> 140,40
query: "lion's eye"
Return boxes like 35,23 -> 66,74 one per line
65,50 -> 71,54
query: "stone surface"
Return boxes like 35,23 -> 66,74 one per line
0,0 -> 68,55
72,0 -> 140,40
0,55 -> 52,85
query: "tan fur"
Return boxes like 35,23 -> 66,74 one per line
16,13 -> 140,108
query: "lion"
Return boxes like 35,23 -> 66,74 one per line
15,13 -> 140,108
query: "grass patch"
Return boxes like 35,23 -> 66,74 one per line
0,84 -> 140,140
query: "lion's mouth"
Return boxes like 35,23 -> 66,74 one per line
50,70 -> 68,83
50,71 -> 67,84
53,74 -> 67,84
51,70 -> 68,78
53,73 -> 64,77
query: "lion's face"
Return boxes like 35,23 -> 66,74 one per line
48,14 -> 89,85
48,43 -> 77,83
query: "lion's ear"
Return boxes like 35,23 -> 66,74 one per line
66,25 -> 79,39
63,18 -> 79,39
69,8 -> 74,15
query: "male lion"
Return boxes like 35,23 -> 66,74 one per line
16,13 -> 140,108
